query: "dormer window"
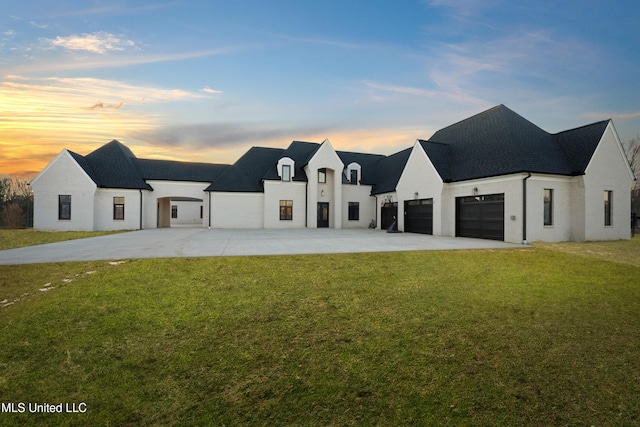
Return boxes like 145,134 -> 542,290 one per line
346,162 -> 361,185
318,168 -> 326,183
277,157 -> 295,182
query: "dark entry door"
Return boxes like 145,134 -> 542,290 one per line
317,202 -> 329,228
456,194 -> 504,241
381,202 -> 397,230
404,198 -> 433,234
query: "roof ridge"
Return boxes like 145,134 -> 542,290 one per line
551,119 -> 610,136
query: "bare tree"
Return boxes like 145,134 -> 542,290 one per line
0,175 -> 33,228
623,136 -> 640,233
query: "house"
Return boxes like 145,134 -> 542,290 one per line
30,105 -> 636,243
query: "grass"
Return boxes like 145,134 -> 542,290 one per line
0,236 -> 639,426
0,229 -> 127,251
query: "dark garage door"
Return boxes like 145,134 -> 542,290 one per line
404,198 -> 433,234
456,194 -> 504,241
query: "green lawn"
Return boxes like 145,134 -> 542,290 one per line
0,229 -> 126,251
0,238 -> 639,426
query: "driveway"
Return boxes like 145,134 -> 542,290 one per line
0,228 -> 521,265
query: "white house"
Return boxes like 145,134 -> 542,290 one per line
30,105 -> 636,243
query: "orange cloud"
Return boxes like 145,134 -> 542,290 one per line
0,75 -> 203,177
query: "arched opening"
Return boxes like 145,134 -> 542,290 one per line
157,196 -> 204,228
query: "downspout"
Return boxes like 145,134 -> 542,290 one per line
208,191 -> 211,228
522,172 -> 531,245
139,189 -> 143,230
305,182 -> 308,228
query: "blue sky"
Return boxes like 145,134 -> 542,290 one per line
2,0 -> 639,176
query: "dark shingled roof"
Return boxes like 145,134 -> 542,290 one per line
371,147 -> 412,195
72,140 -> 230,190
262,141 -> 321,182
83,140 -> 152,190
337,151 -> 386,185
553,120 -> 609,175
206,147 -> 285,192
136,158 -> 229,183
425,105 -> 609,182
67,106 -> 610,194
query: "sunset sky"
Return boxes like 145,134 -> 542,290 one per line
2,1 -> 640,178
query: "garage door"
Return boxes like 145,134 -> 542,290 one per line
404,198 -> 433,234
456,194 -> 504,241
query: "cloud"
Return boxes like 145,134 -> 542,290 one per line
48,2 -> 179,18
201,86 -> 223,94
85,101 -> 125,111
3,30 -> 16,37
30,21 -> 48,29
9,45 -> 251,74
133,122 -> 334,150
584,110 -> 640,122
0,75 -> 210,175
362,81 -> 437,98
46,31 -> 136,54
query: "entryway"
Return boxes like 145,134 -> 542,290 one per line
317,202 -> 329,228
157,197 -> 204,228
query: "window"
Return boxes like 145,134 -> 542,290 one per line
113,197 -> 125,220
280,200 -> 293,220
58,195 -> 71,220
282,165 -> 291,182
604,190 -> 613,226
318,168 -> 326,183
350,169 -> 358,185
348,202 -> 359,220
543,189 -> 553,226
171,205 -> 178,219
200,206 -> 203,219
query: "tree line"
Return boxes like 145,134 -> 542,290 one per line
0,175 -> 33,228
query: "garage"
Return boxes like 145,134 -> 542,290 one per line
456,194 -> 504,241
404,198 -> 433,234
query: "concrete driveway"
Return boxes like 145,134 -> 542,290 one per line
0,228 -> 521,265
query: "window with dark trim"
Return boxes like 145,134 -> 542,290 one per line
280,200 -> 293,220
200,206 -> 203,219
543,189 -> 553,226
348,202 -> 359,220
171,205 -> 178,219
318,168 -> 326,183
350,169 -> 358,185
604,190 -> 613,226
58,195 -> 71,220
282,165 -> 291,182
113,197 -> 125,220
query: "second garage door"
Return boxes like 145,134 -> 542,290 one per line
404,198 -> 433,234
456,194 -> 504,241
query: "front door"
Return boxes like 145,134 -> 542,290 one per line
317,202 -> 329,228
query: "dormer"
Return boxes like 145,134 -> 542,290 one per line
346,162 -> 361,185
277,157 -> 295,182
